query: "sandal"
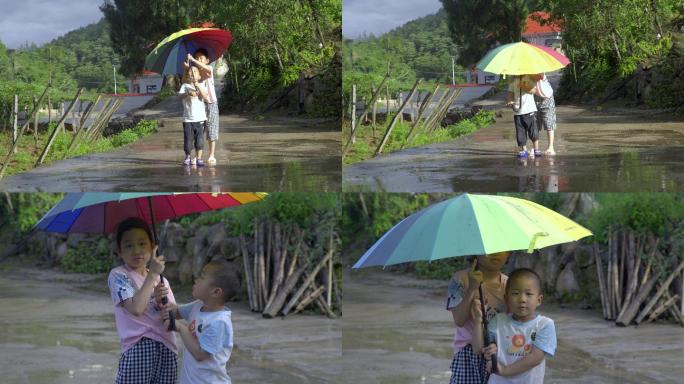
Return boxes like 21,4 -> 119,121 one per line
183,157 -> 191,166
197,159 -> 205,167
534,149 -> 542,157
208,156 -> 216,165
517,150 -> 529,158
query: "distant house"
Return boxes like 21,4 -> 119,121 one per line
127,70 -> 163,94
522,11 -> 563,52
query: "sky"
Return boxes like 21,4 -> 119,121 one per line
343,0 -> 443,39
0,0 -> 104,49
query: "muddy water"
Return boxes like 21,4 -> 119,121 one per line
343,102 -> 684,192
344,270 -> 684,384
0,267 -> 340,383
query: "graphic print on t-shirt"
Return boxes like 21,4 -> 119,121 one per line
507,333 -> 533,356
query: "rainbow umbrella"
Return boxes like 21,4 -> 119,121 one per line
353,193 -> 591,268
145,28 -> 233,75
476,42 -> 570,76
35,192 -> 265,234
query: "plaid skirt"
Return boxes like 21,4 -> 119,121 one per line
449,344 -> 489,384
116,337 -> 177,384
205,102 -> 220,141
535,95 -> 557,131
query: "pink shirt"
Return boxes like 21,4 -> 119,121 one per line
108,265 -> 178,354
201,67 -> 217,104
446,270 -> 508,353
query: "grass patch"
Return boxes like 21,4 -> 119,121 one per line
0,119 -> 157,177
343,109 -> 495,165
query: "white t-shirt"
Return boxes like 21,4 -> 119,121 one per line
178,300 -> 233,384
178,83 -> 208,122
488,313 -> 556,384
508,76 -> 538,115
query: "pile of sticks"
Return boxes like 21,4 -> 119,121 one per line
593,229 -> 684,326
239,219 -> 338,318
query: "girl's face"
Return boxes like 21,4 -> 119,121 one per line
118,228 -> 153,271
478,251 -> 510,271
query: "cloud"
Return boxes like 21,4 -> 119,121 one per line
0,0 -> 104,48
343,0 -> 443,39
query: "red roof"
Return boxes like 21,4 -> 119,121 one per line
523,11 -> 562,35
142,70 -> 159,76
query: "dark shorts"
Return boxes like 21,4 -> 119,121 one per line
116,337 -> 177,384
183,121 -> 205,156
513,112 -> 539,147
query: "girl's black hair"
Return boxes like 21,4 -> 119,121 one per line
194,48 -> 209,58
116,217 -> 155,248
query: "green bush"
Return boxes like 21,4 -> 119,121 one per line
61,238 -> 114,274
111,129 -> 139,147
414,257 -> 471,280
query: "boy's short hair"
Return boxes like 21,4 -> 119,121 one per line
182,66 -> 201,84
116,217 -> 154,249
194,48 -> 209,59
203,260 -> 241,302
506,268 -> 542,293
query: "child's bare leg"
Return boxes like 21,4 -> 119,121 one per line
208,141 -> 216,159
197,149 -> 203,159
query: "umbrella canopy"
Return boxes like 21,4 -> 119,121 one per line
353,193 -> 592,268
145,28 -> 233,75
35,192 -> 266,234
476,42 -> 570,76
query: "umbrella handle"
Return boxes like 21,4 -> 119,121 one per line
159,274 -> 176,332
479,282 -> 498,374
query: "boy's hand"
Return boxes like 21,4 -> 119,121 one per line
183,61 -> 190,70
187,53 -> 194,63
149,247 -> 165,275
483,343 -> 497,360
161,310 -> 178,331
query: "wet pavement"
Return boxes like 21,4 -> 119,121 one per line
343,270 -> 684,384
0,266 -> 340,384
0,96 -> 341,192
343,94 -> 684,192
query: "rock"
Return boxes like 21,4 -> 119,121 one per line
578,194 -> 598,217
178,254 -> 194,285
220,238 -> 241,260
163,262 -> 179,284
56,241 -> 69,262
162,245 -> 184,263
555,262 -> 580,296
206,223 -> 227,248
192,248 -> 211,278
67,233 -> 88,247
185,236 -> 205,259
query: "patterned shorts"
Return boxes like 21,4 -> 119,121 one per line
449,344 -> 489,384
205,102 -> 220,141
116,337 -> 177,384
535,95 -> 557,131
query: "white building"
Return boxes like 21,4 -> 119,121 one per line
127,70 -> 163,94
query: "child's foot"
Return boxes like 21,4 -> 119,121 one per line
534,149 -> 542,157
545,148 -> 556,155
197,158 -> 205,167
517,150 -> 529,158
208,156 -> 216,165
191,157 -> 197,165
183,156 -> 191,166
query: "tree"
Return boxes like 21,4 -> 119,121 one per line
441,0 -> 537,67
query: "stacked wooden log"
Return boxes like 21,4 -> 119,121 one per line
240,219 -> 339,318
593,229 -> 684,326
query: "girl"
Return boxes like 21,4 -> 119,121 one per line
532,73 -> 557,155
446,252 -> 510,384
107,217 -> 178,383
186,49 -> 219,165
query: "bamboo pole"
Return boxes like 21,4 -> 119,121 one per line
327,229 -> 333,308
607,229 -> 614,319
634,258 -> 684,324
262,264 -> 308,318
371,86 -> 377,139
87,98 -> 123,143
342,73 -> 390,155
350,84 -> 356,144
259,221 -> 267,308
33,96 -> 38,142
375,78 -> 422,155
69,95 -> 102,152
282,250 -> 333,316
646,294 -> 679,323
403,84 -> 440,148
239,235 -> 256,311
594,243 -> 608,319
253,219 -> 261,310
293,286 -> 325,314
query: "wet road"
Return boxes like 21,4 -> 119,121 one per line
343,98 -> 684,192
0,96 -> 341,192
0,266 -> 340,384
343,270 -> 684,384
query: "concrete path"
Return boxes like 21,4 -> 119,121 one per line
343,91 -> 684,192
0,96 -> 341,192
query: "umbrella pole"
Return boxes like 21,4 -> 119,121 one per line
477,261 -> 498,375
147,196 -> 175,332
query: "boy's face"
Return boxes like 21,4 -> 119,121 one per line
192,268 -> 221,301
118,228 -> 153,271
505,275 -> 543,321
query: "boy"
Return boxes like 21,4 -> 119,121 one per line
178,65 -> 208,167
507,75 -> 540,158
472,268 -> 557,384
156,260 -> 240,383
185,49 -> 219,165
